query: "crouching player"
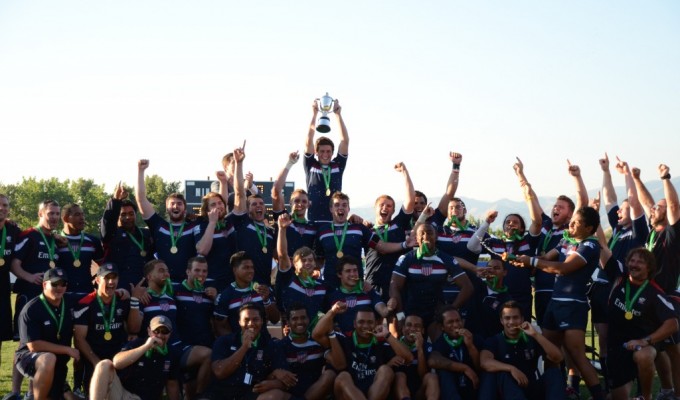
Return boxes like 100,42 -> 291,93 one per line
394,315 -> 439,400
479,301 -> 564,400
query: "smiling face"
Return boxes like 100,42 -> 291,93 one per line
294,253 -> 316,278
402,315 -> 424,344
96,273 -> 119,299
315,144 -> 334,165
248,196 -> 266,222
354,310 -> 376,340
330,198 -> 350,224
374,196 -> 395,225
147,262 -> 170,288
627,251 -> 652,282
187,260 -> 208,285
650,200 -> 668,228
290,192 -> 309,218
338,263 -> 360,289
234,259 -> 255,286
551,199 -> 572,227
288,308 -> 309,336
39,203 -> 61,231
165,196 -> 186,223
441,309 -> 464,338
500,306 -> 523,338
617,200 -> 632,227
239,308 -> 263,337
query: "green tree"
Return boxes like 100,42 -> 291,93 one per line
141,174 -> 182,217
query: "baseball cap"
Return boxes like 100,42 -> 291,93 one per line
43,268 -> 68,283
96,263 -> 119,278
149,315 -> 173,332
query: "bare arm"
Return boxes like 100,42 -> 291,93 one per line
27,340 -> 79,360
216,171 -> 229,212
514,157 -> 543,236
334,100 -> 349,156
395,162 -> 415,214
305,100 -> 319,155
436,152 -> 462,216
74,326 -> 99,365
195,208 -> 219,255
660,164 -> 680,225
11,258 -> 43,286
632,167 -> 655,220
312,302 -> 345,348
232,147 -> 247,214
211,337 -> 251,380
388,273 -> 405,312
135,159 -> 155,219
450,273 -> 473,310
113,337 -> 158,370
272,152 -> 299,212
616,159 -> 644,219
567,160 -> 588,210
600,153 -> 617,212
276,214 -> 291,272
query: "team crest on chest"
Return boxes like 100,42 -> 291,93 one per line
159,301 -> 170,311
421,264 -> 433,276
193,294 -> 203,303
242,294 -> 252,304
345,297 -> 357,308
296,351 -> 308,363
452,235 -> 461,244
305,288 -> 315,297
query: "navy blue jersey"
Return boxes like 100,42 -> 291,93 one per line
56,232 -> 104,294
393,249 -> 465,318
474,281 -> 513,339
483,333 -> 544,382
431,209 -> 485,265
0,222 -> 21,340
172,281 -> 215,347
326,288 -> 384,334
196,219 -> 237,291
117,337 -> 182,400
74,291 -> 131,360
214,282 -> 271,333
210,333 -> 276,391
608,276 -> 677,345
482,235 -> 536,306
273,336 -> 326,394
227,212 -> 276,285
314,222 -> 379,288
531,213 -> 567,293
144,214 -> 199,282
275,268 -> 328,320
431,333 -> 479,387
17,294 -> 75,359
272,210 -> 317,255
648,221 -> 680,295
13,228 -> 58,296
304,153 -> 348,222
607,207 -> 649,267
337,332 -> 395,390
139,290 -> 180,343
364,208 -> 412,299
552,237 -> 600,303
100,199 -> 154,291
395,338 -> 432,385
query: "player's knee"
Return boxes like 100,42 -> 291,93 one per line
35,352 -> 57,371
376,365 -> 394,381
633,347 -> 657,366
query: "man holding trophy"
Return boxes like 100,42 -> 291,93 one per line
304,94 -> 349,223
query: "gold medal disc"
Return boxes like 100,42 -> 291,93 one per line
49,261 -> 56,268
336,251 -> 344,258
170,246 -> 178,254
326,189 -> 331,196
262,247 -> 268,254
73,259 -> 81,268
104,332 -> 112,341
625,311 -> 633,320
0,259 -> 5,267
140,250 -> 147,257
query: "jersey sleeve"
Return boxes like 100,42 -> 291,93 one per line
392,254 -> 409,278
607,206 -> 620,231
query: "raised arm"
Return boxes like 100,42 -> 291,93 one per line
590,193 -> 613,267
567,160 -> 588,210
600,153 -> 617,212
436,152 -> 462,216
514,157 -> 543,236
272,151 -> 299,212
232,147 -> 247,214
468,210 -> 497,254
395,162 -> 416,214
660,164 -> 680,225
101,183 -> 126,242
334,100 -> 349,156
216,171 -> 229,212
305,100 -> 319,155
135,159 -> 155,219
195,207 -> 219,255
312,302 -> 346,348
276,214 -> 291,272
632,167 -> 655,220
616,158 -> 643,219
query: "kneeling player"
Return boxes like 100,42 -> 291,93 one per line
394,315 -> 439,400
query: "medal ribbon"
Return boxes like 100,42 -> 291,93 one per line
373,224 -> 389,243
646,230 -> 658,251
540,228 -> 553,254
416,243 -> 431,259
148,278 -> 174,297
320,165 -> 332,194
62,231 -> 84,263
443,333 -> 463,348
399,336 -> 417,351
292,215 -> 308,224
609,229 -> 623,250
0,226 -> 6,261
39,294 -> 64,339
331,222 -> 348,255
502,230 -> 523,242
215,221 -> 225,232
446,216 -> 469,231
35,226 -> 56,264
96,294 -> 116,336
182,279 -> 204,292
486,276 -> 508,293
625,279 -> 649,315
145,344 -> 169,358
503,331 -> 528,344
297,274 -> 316,289
127,227 -> 145,253
253,222 -> 268,249
352,330 -> 376,348
168,222 -> 186,250
562,230 -> 579,245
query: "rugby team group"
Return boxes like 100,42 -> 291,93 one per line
1,100 -> 679,400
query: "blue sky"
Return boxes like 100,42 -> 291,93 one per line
1,1 -> 678,210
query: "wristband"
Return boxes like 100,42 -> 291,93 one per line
452,163 -> 460,171
396,312 -> 406,321
263,300 -> 272,306
285,160 -> 297,170
662,173 -> 671,180
130,300 -> 140,310
400,241 -> 407,250
328,332 -> 337,339
530,257 -> 538,268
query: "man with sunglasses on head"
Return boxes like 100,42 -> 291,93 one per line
89,315 -> 182,400
16,268 -> 79,400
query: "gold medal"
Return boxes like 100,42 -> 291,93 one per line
49,260 -> 56,268
73,259 -> 81,268
104,332 -> 112,341
337,251 -> 344,258
262,247 -> 267,254
326,188 -> 331,196
625,311 -> 633,320
170,246 -> 178,254
140,250 -> 147,257
0,259 -> 5,267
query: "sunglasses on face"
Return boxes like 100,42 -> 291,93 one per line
50,281 -> 68,288
153,328 -> 170,335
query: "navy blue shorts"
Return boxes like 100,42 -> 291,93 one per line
588,282 -> 611,324
542,300 -> 590,331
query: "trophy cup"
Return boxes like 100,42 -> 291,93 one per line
315,92 -> 334,133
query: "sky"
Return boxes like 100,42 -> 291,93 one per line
1,1 -> 679,211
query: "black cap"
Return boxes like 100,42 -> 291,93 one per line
96,263 -> 119,278
44,268 -> 68,283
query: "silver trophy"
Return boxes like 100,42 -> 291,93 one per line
315,92 -> 334,133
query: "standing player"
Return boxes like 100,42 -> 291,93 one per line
136,159 -> 199,282
0,195 -> 21,378
172,256 -> 217,348
194,192 -> 236,292
304,98 -> 349,222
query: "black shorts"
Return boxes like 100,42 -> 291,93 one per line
13,294 -> 30,339
605,346 -> 638,389
534,291 -> 552,327
588,282 -> 611,324
17,352 -> 68,399
542,300 -> 589,331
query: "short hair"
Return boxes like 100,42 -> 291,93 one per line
0,194 -> 9,203
187,255 -> 208,270
436,304 -> 461,324
200,192 -> 226,217
61,203 -> 81,219
246,194 -> 264,208
239,302 -> 266,320
499,300 -> 524,318
576,206 -> 600,235
222,153 -> 234,170
414,191 -> 427,203
166,193 -> 187,207
292,246 -> 315,264
286,303 -> 309,321
374,195 -> 395,207
503,213 -> 527,235
354,306 -> 378,321
290,189 -> 308,199
143,259 -> 166,277
120,199 -> 138,212
335,255 -> 361,275
230,251 -> 252,269
626,248 -> 657,277
329,191 -> 350,208
314,136 -> 335,153
556,195 -> 576,212
451,197 -> 466,210
39,199 -> 60,213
